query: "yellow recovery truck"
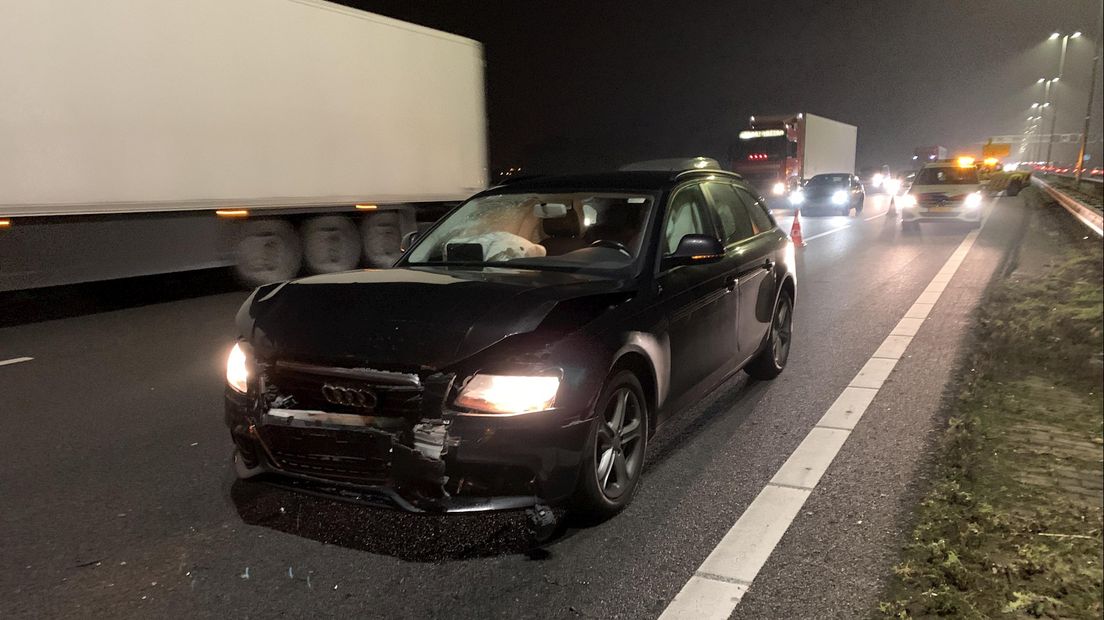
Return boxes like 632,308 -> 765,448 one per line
977,140 -> 1031,196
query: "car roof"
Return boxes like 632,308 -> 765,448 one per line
483,170 -> 746,194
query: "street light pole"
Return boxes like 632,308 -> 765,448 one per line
1075,10 -> 1102,185
1044,35 -> 1070,166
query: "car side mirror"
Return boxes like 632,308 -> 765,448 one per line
665,234 -> 724,268
400,231 -> 419,252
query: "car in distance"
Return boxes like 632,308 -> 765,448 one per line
790,173 -> 865,216
224,161 -> 797,521
897,160 -> 983,230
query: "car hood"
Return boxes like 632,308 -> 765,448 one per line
241,267 -> 632,370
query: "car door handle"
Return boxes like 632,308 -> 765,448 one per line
724,275 -> 737,292
762,258 -> 775,271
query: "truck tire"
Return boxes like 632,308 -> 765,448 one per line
361,210 -> 412,268
1006,179 -> 1022,197
302,215 -> 361,274
234,219 -> 302,287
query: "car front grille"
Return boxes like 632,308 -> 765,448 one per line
263,360 -> 422,417
916,193 -> 963,208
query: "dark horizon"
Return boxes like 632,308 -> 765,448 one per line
342,0 -> 1102,175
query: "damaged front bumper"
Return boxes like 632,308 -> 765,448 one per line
224,364 -> 591,513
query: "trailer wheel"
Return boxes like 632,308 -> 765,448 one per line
360,210 -> 407,268
302,215 -> 361,274
234,219 -> 302,287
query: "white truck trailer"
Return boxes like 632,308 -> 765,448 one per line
0,0 -> 487,291
730,113 -> 857,197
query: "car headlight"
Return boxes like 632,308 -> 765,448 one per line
964,192 -> 982,209
455,374 -> 560,414
772,182 -> 786,196
789,191 -> 805,205
898,194 -> 917,208
885,178 -> 902,195
831,190 -> 848,205
872,173 -> 884,187
226,342 -> 250,394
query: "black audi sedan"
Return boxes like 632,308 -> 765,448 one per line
790,173 -> 865,216
225,162 -> 796,520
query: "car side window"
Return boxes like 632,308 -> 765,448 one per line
735,187 -> 775,234
702,181 -> 755,245
663,184 -> 710,255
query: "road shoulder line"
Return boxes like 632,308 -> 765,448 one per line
0,357 -> 34,367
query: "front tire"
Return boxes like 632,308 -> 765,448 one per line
746,290 -> 794,380
570,370 -> 649,520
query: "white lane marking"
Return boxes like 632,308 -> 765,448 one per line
849,357 -> 898,389
890,317 -> 924,337
0,357 -> 33,367
692,485 -> 810,583
816,387 -> 878,431
872,334 -> 914,360
864,211 -> 887,221
660,225 -> 985,619
802,224 -> 851,242
904,303 -> 935,320
770,427 -> 850,489
663,578 -> 748,620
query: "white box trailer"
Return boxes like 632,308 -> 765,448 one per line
800,113 -> 857,179
732,112 -> 857,198
0,0 -> 487,290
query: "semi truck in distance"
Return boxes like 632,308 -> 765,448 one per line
0,0 -> 487,291
913,145 -> 949,163
730,113 -> 858,199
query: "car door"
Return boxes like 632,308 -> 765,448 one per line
731,186 -> 782,361
655,182 -> 735,403
699,181 -> 754,366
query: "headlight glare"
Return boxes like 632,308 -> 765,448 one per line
455,374 -> 560,414
964,192 -> 982,209
771,182 -> 786,196
832,190 -> 848,205
898,194 -> 917,208
226,342 -> 250,394
789,191 -> 805,205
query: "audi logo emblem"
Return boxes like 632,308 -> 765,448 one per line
321,383 -> 378,409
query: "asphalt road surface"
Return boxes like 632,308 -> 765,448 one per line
0,194 -> 1027,618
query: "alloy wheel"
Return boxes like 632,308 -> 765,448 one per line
594,387 -> 644,500
772,296 -> 793,367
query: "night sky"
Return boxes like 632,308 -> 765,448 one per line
342,0 -> 1103,174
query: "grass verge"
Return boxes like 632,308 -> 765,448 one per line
879,192 -> 1104,618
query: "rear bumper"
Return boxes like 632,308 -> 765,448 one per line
225,389 -> 592,513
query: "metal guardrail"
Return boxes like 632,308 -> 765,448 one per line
1032,176 -> 1104,236
1049,172 -> 1104,185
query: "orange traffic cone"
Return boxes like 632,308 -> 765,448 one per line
789,209 -> 806,246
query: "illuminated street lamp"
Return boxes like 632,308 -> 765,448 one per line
1043,32 -> 1079,166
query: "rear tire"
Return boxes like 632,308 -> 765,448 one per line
302,215 -> 361,274
746,290 -> 793,380
1006,180 -> 1022,196
233,219 -> 302,288
570,370 -> 649,521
